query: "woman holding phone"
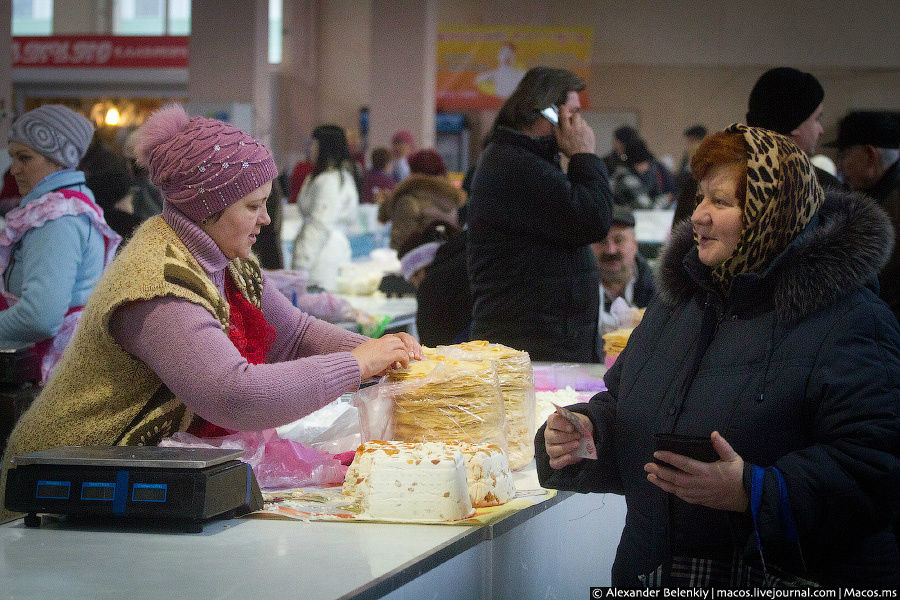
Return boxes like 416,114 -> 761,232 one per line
536,125 -> 900,587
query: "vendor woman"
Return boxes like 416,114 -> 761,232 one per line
2,105 -> 420,518
0,105 -> 121,383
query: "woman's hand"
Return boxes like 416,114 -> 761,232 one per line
544,411 -> 594,469
351,332 -> 423,380
644,431 -> 748,512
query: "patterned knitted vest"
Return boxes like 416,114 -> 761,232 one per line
1,216 -> 262,519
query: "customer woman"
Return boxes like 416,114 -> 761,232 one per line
0,105 -> 120,383
2,106 -> 419,518
536,124 -> 900,587
291,124 -> 360,290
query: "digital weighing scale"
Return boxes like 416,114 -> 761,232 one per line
3,446 -> 263,532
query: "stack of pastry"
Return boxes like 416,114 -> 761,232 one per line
429,341 -> 535,470
602,328 -> 634,356
385,358 -> 507,451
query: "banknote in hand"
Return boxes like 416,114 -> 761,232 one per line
552,403 -> 597,460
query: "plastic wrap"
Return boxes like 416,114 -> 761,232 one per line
428,341 -> 535,470
158,429 -> 347,490
356,358 -> 507,452
275,393 -> 361,454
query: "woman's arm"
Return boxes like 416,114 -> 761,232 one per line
0,217 -> 85,342
754,299 -> 900,544
109,296 -> 362,431
261,271 -> 368,363
534,389 -> 623,494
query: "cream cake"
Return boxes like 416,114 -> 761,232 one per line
343,441 -> 473,521
343,441 -> 516,516
458,442 -> 516,507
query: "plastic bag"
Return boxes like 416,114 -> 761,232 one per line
295,291 -> 357,323
158,429 -> 347,490
264,268 -> 309,302
428,341 -> 535,470
276,393 -> 361,454
355,359 -> 507,452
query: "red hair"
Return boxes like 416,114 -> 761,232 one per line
690,132 -> 748,204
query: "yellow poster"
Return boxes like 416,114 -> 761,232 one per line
437,26 -> 592,111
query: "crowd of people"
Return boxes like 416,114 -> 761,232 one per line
0,63 -> 898,588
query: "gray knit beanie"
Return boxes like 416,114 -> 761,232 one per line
8,105 -> 95,169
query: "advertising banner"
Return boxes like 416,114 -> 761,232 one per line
437,26 -> 591,111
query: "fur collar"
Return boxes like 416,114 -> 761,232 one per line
657,190 -> 895,323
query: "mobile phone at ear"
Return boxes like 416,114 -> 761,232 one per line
540,106 -> 559,126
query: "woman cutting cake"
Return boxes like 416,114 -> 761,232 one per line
2,106 -> 421,519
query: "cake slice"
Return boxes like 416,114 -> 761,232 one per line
455,442 -> 516,507
343,441 -> 473,521
343,441 -> 516,514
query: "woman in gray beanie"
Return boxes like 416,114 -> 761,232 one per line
0,104 -> 121,383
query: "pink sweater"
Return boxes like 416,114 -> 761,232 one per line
108,204 -> 368,431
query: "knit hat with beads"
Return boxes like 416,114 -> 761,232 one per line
134,104 -> 278,222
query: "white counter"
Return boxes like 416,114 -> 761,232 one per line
1,465 -> 626,600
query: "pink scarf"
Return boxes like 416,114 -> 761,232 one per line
0,189 -> 121,382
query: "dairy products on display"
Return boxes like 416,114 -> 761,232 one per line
343,441 -> 516,520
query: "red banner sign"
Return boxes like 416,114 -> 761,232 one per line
13,36 -> 189,68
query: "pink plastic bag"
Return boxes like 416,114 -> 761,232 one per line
159,429 -> 347,490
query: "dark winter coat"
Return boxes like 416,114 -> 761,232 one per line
467,126 -> 614,362
631,252 -> 656,308
536,191 -> 900,587
415,230 -> 472,346
866,159 -> 900,324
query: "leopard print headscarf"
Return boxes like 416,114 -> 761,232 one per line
709,123 -> 824,292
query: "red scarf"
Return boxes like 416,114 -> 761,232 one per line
187,272 -> 276,438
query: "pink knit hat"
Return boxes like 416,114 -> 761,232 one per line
135,104 -> 278,222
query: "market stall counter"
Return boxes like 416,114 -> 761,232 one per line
1,464 -> 625,599
1,362 -> 626,598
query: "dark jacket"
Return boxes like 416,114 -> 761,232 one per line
536,191 -> 900,587
814,165 -> 844,192
632,252 -> 655,308
467,126 -> 614,362
416,230 -> 472,346
865,159 -> 900,324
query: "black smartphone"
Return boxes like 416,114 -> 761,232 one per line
652,432 -> 717,465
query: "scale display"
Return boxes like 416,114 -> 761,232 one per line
3,446 -> 262,532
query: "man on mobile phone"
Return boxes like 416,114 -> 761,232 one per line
467,66 -> 614,362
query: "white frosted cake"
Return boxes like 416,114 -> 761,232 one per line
343,441 -> 473,521
343,441 -> 516,518
459,442 -> 516,507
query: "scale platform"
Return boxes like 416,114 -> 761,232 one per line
3,446 -> 263,532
